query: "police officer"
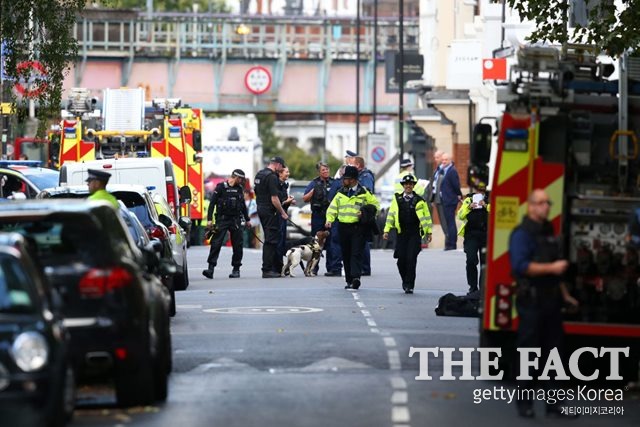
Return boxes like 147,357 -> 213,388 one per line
394,159 -> 426,197
383,174 -> 432,294
254,157 -> 289,278
325,165 -> 379,290
86,169 -> 119,209
276,166 -> 295,274
509,189 -> 578,418
457,180 -> 489,294
303,161 -> 334,274
347,156 -> 375,276
202,169 -> 251,279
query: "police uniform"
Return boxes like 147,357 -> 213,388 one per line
509,217 -> 565,417
325,166 -> 380,289
384,174 -> 432,293
254,157 -> 286,277
86,169 -> 119,209
457,190 -> 489,293
276,177 -> 292,274
202,169 -> 250,279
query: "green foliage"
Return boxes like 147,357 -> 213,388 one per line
508,0 -> 640,56
256,113 -> 342,180
96,0 -> 231,13
1,0 -> 86,135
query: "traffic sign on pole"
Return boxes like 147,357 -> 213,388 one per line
244,66 -> 272,95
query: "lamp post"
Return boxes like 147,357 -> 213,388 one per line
398,0 -> 404,164
373,0 -> 378,133
356,0 -> 361,154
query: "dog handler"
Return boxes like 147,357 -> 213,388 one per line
325,166 -> 379,290
202,169 -> 251,279
383,174 -> 432,294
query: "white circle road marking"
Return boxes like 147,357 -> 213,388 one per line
203,306 -> 324,315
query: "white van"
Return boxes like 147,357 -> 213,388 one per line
59,157 -> 183,217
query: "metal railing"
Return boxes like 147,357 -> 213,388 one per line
74,12 -> 419,60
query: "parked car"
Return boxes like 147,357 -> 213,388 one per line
0,233 -> 75,427
0,200 -> 172,407
0,162 -> 59,200
152,192 -> 191,291
37,184 -> 179,316
286,180 -> 312,240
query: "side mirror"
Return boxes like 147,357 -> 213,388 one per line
178,216 -> 192,232
159,259 -> 177,276
192,130 -> 202,151
179,186 -> 192,204
158,214 -> 173,228
471,123 -> 493,165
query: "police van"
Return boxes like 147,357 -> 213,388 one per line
59,157 -> 185,218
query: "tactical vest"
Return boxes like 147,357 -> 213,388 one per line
310,177 -> 333,213
465,194 -> 489,234
396,193 -> 421,232
216,182 -> 243,217
254,168 -> 276,208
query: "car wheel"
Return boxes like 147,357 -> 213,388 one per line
173,259 -> 189,291
46,364 -> 75,427
115,332 -> 155,407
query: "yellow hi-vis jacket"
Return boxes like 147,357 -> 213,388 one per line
457,193 -> 490,236
384,192 -> 432,236
326,185 -> 380,224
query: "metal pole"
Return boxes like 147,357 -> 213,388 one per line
373,0 -> 378,133
356,0 -> 361,154
398,0 -> 404,164
500,0 -> 506,48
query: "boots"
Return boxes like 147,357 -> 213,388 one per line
229,269 -> 240,278
202,264 -> 215,279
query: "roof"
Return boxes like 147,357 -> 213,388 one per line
0,199 -> 114,216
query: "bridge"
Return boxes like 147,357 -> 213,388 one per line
65,10 -> 420,114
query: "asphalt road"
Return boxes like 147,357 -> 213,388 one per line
72,246 -> 639,427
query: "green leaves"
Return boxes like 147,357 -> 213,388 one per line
508,0 -> 640,57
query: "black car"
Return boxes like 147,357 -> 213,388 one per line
0,233 -> 75,427
39,185 -> 186,314
0,200 -> 172,407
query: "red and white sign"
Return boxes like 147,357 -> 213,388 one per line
482,58 -> 507,80
244,66 -> 272,95
14,60 -> 48,98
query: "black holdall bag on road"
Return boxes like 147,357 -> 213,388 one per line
435,293 -> 480,317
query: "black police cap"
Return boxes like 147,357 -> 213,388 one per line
86,169 -> 112,182
400,159 -> 414,168
232,169 -> 246,179
345,150 -> 358,157
400,174 -> 417,184
270,156 -> 286,167
343,165 -> 359,180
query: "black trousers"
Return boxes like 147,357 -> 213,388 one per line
338,222 -> 366,285
207,218 -> 243,268
258,208 -> 281,273
463,232 -> 486,291
515,298 -> 564,409
394,231 -> 422,289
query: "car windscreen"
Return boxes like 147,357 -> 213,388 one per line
21,169 -> 60,190
0,214 -> 105,265
0,254 -> 38,314
112,191 -> 154,228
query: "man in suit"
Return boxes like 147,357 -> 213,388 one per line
439,153 -> 462,250
427,150 -> 446,244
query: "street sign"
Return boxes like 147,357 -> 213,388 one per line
367,133 -> 391,174
371,146 -> 386,163
14,61 -> 48,98
384,50 -> 423,93
244,66 -> 272,95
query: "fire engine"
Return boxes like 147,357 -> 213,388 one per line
473,46 -> 640,379
58,88 -> 203,222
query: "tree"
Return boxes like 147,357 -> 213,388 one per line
94,0 -> 231,13
508,0 -> 640,57
0,0 -> 85,132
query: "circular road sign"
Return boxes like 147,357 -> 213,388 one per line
14,61 -> 48,98
245,66 -> 272,95
371,146 -> 386,163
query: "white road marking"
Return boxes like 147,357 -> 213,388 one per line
370,328 -> 380,334
391,391 -> 408,404
390,377 -> 407,389
176,304 -> 203,309
356,301 -> 366,308
388,350 -> 401,370
352,293 -> 360,300
383,337 -> 397,348
391,406 -> 411,423
366,318 -> 377,327
361,310 -> 371,317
